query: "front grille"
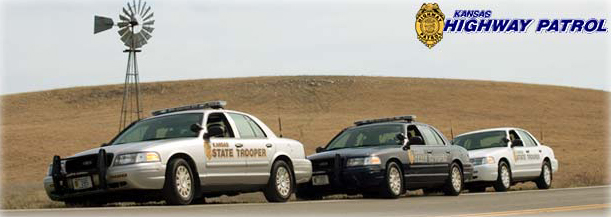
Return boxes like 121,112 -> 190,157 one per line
65,153 -> 113,174
312,159 -> 335,171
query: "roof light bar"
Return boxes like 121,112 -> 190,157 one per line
354,115 -> 416,126
151,100 -> 226,116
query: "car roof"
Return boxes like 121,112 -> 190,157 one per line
141,109 -> 245,120
455,127 -> 527,138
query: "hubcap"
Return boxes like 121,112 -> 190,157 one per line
451,166 -> 462,192
388,166 -> 402,195
501,165 -> 510,188
175,165 -> 192,199
543,164 -> 551,185
275,166 -> 291,197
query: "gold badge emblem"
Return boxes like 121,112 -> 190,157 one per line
415,3 -> 445,49
408,150 -> 415,164
204,140 -> 212,161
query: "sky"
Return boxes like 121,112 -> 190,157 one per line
0,0 -> 609,94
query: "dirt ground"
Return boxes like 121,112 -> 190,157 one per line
1,76 -> 608,209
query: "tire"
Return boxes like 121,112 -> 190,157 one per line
379,162 -> 403,199
264,160 -> 295,202
493,161 -> 512,192
443,162 -> 463,196
535,161 -> 552,189
295,184 -> 323,200
163,158 -> 195,205
467,186 -> 487,193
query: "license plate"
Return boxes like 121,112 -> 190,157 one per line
72,176 -> 93,190
312,175 -> 329,186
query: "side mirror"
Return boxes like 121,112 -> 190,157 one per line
403,136 -> 425,150
511,139 -> 524,148
190,123 -> 203,133
315,146 -> 325,153
396,133 -> 406,144
502,137 -> 510,143
204,125 -> 224,139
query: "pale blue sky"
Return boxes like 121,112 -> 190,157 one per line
1,0 -> 609,94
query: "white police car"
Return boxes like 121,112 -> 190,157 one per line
452,127 -> 558,192
43,101 -> 312,206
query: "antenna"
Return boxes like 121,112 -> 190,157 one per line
450,120 -> 454,139
94,0 -> 155,132
278,117 -> 283,138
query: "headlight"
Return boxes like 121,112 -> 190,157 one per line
347,156 -> 381,167
114,152 -> 161,166
470,156 -> 495,166
47,161 -> 66,176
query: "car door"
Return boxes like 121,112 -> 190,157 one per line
227,113 -> 276,185
517,129 -> 543,177
203,112 -> 247,185
403,124 -> 431,184
418,125 -> 450,182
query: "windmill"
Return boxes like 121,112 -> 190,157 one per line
94,0 -> 155,131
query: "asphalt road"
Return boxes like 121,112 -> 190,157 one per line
3,186 -> 609,217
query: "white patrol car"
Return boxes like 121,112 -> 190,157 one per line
452,127 -> 558,192
43,101 -> 312,206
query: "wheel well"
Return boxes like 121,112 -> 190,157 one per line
452,159 -> 463,170
386,158 -> 402,170
498,158 -> 510,170
543,157 -> 551,169
273,155 -> 295,182
167,153 -> 201,195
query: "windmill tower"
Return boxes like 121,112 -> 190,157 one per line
94,0 -> 155,131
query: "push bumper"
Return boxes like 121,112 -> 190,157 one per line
44,151 -> 165,201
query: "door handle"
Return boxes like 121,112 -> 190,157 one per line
446,150 -> 451,154
266,144 -> 273,148
526,150 -> 530,153
426,150 -> 433,154
235,143 -> 244,148
539,150 -> 542,153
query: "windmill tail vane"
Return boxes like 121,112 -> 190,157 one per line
94,0 -> 155,132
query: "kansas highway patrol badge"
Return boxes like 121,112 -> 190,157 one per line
415,3 -> 445,49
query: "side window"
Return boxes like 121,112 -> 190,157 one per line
419,126 -> 442,145
228,113 -> 267,138
509,130 -> 521,141
206,113 -> 235,138
517,130 -> 537,147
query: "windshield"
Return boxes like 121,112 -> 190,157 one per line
111,113 -> 203,145
325,124 -> 403,151
453,130 -> 508,150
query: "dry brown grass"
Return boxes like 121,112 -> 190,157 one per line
1,76 -> 609,209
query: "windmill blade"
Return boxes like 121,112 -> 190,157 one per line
143,20 -> 155,26
94,15 -> 114,34
142,6 -> 152,18
117,21 -> 129,28
140,29 -> 152,40
140,1 -> 147,16
127,3 -> 135,19
119,14 -> 130,22
122,7 -> 131,18
137,0 -> 142,15
143,26 -> 154,34
143,12 -> 154,21
118,27 -> 129,37
121,31 -> 133,44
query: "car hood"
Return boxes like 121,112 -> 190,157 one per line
467,147 -> 508,158
308,145 -> 400,160
70,137 -> 197,157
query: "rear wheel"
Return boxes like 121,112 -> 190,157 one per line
163,158 -> 195,205
264,160 -> 294,202
493,161 -> 512,192
535,161 -> 552,189
443,163 -> 463,196
379,162 -> 403,198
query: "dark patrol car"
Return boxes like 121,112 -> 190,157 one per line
296,116 -> 473,199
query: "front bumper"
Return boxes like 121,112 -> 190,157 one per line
551,158 -> 559,173
44,162 -> 166,201
292,159 -> 313,184
467,164 -> 498,182
302,165 -> 385,194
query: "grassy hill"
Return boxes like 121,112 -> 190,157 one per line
1,76 -> 608,208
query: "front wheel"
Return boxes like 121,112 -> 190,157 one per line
264,160 -> 294,202
535,161 -> 552,189
493,161 -> 512,192
443,163 -> 463,196
379,162 -> 404,198
163,158 -> 195,205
